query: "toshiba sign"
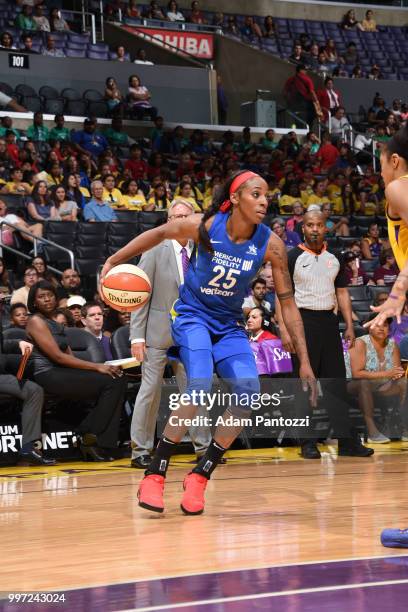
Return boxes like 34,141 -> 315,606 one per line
124,26 -> 214,59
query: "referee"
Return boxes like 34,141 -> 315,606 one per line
277,210 -> 374,459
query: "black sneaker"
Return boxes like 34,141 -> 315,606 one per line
300,442 -> 321,459
19,448 -> 57,466
338,440 -> 374,457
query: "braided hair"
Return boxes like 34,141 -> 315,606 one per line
198,170 -> 257,254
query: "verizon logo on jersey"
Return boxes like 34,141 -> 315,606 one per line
200,287 -> 234,297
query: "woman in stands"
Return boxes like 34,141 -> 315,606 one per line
1,168 -> 32,196
360,10 -> 378,32
247,307 -> 277,343
0,256 -> 13,292
104,77 -> 123,115
0,32 -> 17,50
121,179 -> 147,210
126,0 -> 141,19
340,9 -> 358,30
49,8 -> 70,31
167,1 -> 185,22
361,222 -> 385,260
26,280 -> 126,461
100,170 -> 316,515
262,15 -> 276,38
128,75 -> 158,121
145,182 -> 171,211
50,185 -> 78,222
31,256 -> 59,288
27,180 -> 52,221
62,173 -> 86,209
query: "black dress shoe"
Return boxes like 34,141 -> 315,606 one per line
301,442 -> 321,459
338,443 -> 374,457
131,454 -> 152,469
80,444 -> 115,462
19,448 -> 57,466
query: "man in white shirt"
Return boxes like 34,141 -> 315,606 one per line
242,277 -> 272,317
129,199 -> 211,468
354,128 -> 374,164
134,48 -> 154,65
330,106 -> 351,137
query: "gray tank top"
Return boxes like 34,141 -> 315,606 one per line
30,316 -> 69,375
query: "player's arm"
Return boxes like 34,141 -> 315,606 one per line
367,181 -> 408,327
265,234 -> 317,405
100,214 -> 202,282
336,287 -> 355,347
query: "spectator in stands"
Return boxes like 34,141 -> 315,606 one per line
259,263 -> 275,312
1,167 -> 32,195
128,75 -> 158,121
124,145 -> 147,181
121,179 -> 146,210
323,39 -> 341,71
9,302 -> 28,329
66,295 -> 86,327
373,249 -> 398,286
247,307 -> 277,342
360,10 -> 378,32
330,107 -> 351,138
20,34 -> 39,54
369,65 -> 382,80
307,178 -> 331,208
46,161 -> 63,186
84,180 -> 118,222
126,0 -> 141,19
0,199 -> 43,244
81,302 -> 113,361
242,278 -> 272,317
102,174 -> 125,209
317,77 -> 342,119
225,15 -> 239,37
104,77 -> 124,115
105,117 -> 129,148
289,42 -> 306,66
343,42 -> 359,66
146,1 -> 165,19
31,255 -> 58,287
343,250 -> 371,286
27,112 -> 49,142
0,32 -> 17,50
134,48 -> 154,65
42,35 -> 65,57
286,201 -> 304,232
361,222 -> 384,259
262,15 -> 276,38
72,118 -> 108,159
340,9 -> 358,29
53,307 -> 75,327
50,185 -> 78,221
321,202 -> 350,236
347,314 -> 405,444
49,114 -> 70,142
0,256 -> 12,292
351,65 -> 363,79
166,1 -> 185,22
212,12 -> 224,28
27,180 -> 52,221
33,5 -> 50,31
283,64 -> 320,125
271,217 -> 301,250
316,131 -> 339,170
114,45 -> 128,62
145,182 -> 171,210
15,5 -> 37,31
11,267 -> 38,306
190,1 -> 206,25
49,8 -> 70,32
240,16 -> 262,40
62,173 -> 86,209
57,268 -> 82,304
26,280 -> 126,460
316,51 -> 329,76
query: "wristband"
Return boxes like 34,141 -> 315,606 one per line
389,293 -> 405,301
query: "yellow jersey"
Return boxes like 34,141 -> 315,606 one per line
386,175 -> 408,271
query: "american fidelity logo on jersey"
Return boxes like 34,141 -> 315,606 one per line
246,244 -> 258,256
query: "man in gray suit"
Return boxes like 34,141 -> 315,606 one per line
130,199 -> 211,468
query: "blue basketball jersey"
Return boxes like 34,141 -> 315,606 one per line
177,212 -> 271,324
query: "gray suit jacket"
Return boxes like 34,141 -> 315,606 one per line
130,240 -> 181,349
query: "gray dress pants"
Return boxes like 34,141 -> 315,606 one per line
0,375 -> 43,445
131,346 -> 211,459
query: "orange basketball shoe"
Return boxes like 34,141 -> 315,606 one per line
180,472 -> 208,515
137,474 -> 165,513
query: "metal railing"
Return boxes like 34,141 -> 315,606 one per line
0,221 -> 75,276
62,7 -> 97,44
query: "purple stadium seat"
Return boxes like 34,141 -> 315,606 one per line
87,50 -> 109,60
88,43 -> 109,52
66,49 -> 86,59
67,42 -> 87,51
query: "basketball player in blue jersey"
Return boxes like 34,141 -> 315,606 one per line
100,170 -> 316,515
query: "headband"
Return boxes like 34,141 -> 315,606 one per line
219,171 -> 259,213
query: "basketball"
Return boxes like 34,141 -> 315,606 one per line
101,264 -> 151,312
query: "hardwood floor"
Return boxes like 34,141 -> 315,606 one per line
1,444 -> 408,592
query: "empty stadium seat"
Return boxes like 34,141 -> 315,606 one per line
65,328 -> 105,362
348,286 -> 368,301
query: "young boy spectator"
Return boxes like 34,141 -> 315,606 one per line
9,303 -> 28,328
27,113 -> 50,142
124,145 -> 148,181
49,114 -> 70,142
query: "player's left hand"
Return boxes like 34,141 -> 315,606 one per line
99,259 -> 114,301
343,326 -> 355,349
299,363 -> 317,407
364,295 -> 405,328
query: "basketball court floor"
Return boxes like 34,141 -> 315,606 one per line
1,443 -> 408,611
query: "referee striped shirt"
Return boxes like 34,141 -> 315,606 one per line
287,244 -> 347,311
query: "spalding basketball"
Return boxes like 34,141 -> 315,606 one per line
101,264 -> 151,312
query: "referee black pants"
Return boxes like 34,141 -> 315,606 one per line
293,309 -> 352,440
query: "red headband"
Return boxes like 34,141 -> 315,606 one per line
219,171 -> 259,213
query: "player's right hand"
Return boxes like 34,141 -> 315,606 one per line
365,295 -> 405,328
131,342 -> 146,363
280,330 -> 295,354
99,259 -> 114,300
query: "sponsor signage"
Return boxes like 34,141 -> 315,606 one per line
124,26 -> 214,59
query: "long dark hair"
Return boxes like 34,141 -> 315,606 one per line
30,180 -> 50,206
27,280 -> 58,315
384,124 -> 408,164
62,173 -> 83,207
198,170 -> 255,254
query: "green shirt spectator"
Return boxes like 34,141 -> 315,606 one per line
15,6 -> 38,31
27,112 -> 49,142
104,118 -> 129,147
0,117 -> 20,140
49,126 -> 70,141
